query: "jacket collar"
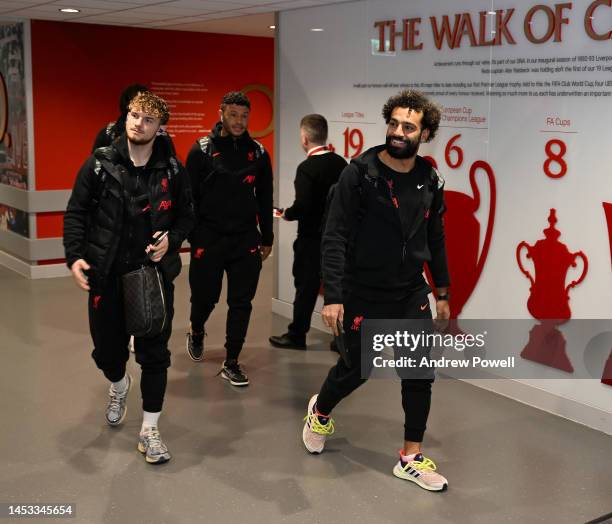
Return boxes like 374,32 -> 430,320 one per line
112,134 -> 171,170
353,145 -> 430,179
210,121 -> 252,147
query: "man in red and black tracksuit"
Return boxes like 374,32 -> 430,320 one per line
64,92 -> 194,464
301,90 -> 451,492
186,91 -> 273,386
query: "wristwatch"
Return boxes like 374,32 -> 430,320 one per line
437,292 -> 450,302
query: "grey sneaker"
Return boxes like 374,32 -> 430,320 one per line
105,373 -> 132,426
138,426 -> 172,464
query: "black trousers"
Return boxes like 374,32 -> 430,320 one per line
316,288 -> 434,442
288,235 -> 322,342
189,230 -> 262,360
88,273 -> 174,413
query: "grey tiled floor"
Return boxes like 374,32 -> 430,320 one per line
0,262 -> 610,524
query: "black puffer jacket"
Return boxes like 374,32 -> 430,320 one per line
63,135 -> 194,290
186,122 -> 274,245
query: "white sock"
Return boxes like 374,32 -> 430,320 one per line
141,411 -> 161,433
111,374 -> 129,395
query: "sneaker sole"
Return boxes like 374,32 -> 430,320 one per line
106,373 -> 132,427
302,394 -> 325,454
392,464 -> 448,492
220,370 -> 249,387
185,335 -> 203,362
137,442 -> 171,464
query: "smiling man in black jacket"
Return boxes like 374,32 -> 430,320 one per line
64,92 -> 194,464
185,91 -> 273,386
301,90 -> 451,492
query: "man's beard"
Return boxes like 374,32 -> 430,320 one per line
222,120 -> 245,137
385,134 -> 420,159
127,132 -> 156,146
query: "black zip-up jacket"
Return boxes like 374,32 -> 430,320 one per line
321,145 -> 450,304
186,122 -> 274,246
283,151 -> 347,237
63,135 -> 195,290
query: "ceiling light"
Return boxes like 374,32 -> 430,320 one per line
269,25 -> 276,29
59,8 -> 80,13
310,28 -> 324,32
487,11 -> 496,15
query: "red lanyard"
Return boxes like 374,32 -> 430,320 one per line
307,146 -> 328,157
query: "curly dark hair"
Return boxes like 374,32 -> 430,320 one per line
381,90 -> 441,142
221,91 -> 251,109
128,92 -> 170,124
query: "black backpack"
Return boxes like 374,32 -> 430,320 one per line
320,162 -> 370,235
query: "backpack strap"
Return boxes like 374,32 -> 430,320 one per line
167,156 -> 179,180
90,146 -> 117,210
197,136 -> 211,155
321,162 -> 369,235
252,139 -> 266,159
90,158 -> 106,211
431,166 -> 445,189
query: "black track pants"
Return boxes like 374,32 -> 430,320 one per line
316,288 -> 434,442
189,230 -> 262,360
88,273 -> 173,413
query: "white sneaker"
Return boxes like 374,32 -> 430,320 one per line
393,452 -> 448,492
138,426 -> 172,464
105,374 -> 132,426
302,394 -> 334,454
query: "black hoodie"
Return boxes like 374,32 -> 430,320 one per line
186,122 -> 274,246
321,145 -> 450,304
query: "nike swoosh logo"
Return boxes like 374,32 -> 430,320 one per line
420,304 -> 428,310
417,184 -> 424,189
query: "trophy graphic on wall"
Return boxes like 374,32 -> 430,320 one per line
443,160 -> 496,319
422,156 -> 496,325
516,209 -> 588,372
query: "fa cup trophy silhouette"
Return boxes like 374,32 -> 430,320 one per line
516,209 -> 588,372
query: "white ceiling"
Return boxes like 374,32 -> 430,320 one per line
0,0 -> 350,36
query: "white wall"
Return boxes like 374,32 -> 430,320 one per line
275,0 -> 612,433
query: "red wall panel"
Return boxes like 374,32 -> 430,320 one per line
31,20 -> 274,239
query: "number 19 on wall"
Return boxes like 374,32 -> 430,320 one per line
343,127 -> 363,159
